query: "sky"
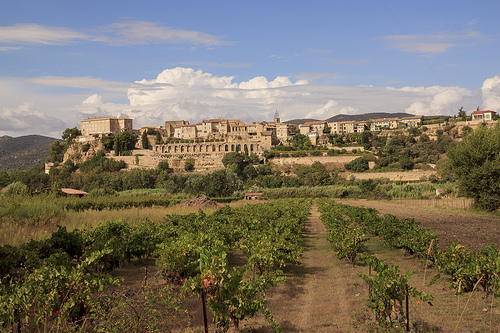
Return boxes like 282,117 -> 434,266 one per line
1,0 -> 500,138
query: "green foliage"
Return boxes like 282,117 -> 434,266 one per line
222,152 -> 250,177
289,133 -> 312,150
48,140 -> 66,163
359,254 -> 433,329
184,158 -> 195,171
141,131 -> 149,149
4,181 -> 29,196
345,157 -> 369,172
62,127 -> 81,143
0,250 -> 120,331
78,150 -> 126,173
157,161 -> 171,172
317,199 -> 367,265
447,123 -> 500,209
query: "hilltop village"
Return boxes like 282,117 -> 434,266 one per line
65,110 -> 497,172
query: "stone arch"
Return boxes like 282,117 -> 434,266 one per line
250,144 -> 254,152
225,145 -> 229,152
180,145 -> 184,153
231,144 -> 235,152
237,144 -> 241,152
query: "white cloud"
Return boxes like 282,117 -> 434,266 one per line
482,76 -> 500,111
379,31 -> 482,54
27,76 -> 129,93
305,100 -> 357,119
4,68 -> 499,137
0,23 -> 89,45
0,101 -> 66,137
0,21 -> 227,48
387,85 -> 473,116
96,21 -> 228,46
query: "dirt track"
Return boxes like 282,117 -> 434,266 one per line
245,201 -> 365,332
338,199 -> 500,250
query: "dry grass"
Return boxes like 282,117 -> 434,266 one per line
0,204 -> 221,247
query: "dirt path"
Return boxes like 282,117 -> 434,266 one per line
245,201 -> 365,332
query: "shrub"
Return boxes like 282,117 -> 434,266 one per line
345,157 -> 369,172
184,158 -> 195,171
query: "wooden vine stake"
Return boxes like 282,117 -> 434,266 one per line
405,285 -> 409,332
201,289 -> 209,333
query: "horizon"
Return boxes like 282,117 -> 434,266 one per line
1,1 -> 499,138
0,111 -> 423,139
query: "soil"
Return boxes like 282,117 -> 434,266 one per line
240,201 -> 366,332
179,194 -> 219,207
338,199 -> 500,250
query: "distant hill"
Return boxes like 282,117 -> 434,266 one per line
0,135 -> 61,172
284,118 -> 319,125
285,112 -> 416,125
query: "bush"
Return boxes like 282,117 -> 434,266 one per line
345,157 -> 369,172
184,158 -> 195,171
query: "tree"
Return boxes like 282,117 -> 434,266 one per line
113,139 -> 120,156
447,123 -> 500,209
141,131 -> 149,149
62,127 -> 81,143
184,158 -> 195,171
222,152 -> 250,177
157,161 -> 171,173
114,132 -> 138,152
344,157 -> 369,172
155,132 -> 163,144
48,140 -> 66,163
458,107 -> 467,121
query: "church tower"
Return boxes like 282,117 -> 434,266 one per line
273,111 -> 280,123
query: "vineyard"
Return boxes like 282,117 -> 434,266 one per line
0,197 -> 499,332
0,199 -> 310,332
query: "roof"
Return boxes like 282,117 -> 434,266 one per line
471,110 -> 496,115
82,116 -> 131,121
60,188 -> 88,195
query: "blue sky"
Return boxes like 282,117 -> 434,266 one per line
1,0 -> 499,138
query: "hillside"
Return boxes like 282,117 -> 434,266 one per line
0,135 -> 60,172
285,112 -> 415,125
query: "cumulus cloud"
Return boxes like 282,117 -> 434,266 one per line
388,85 -> 472,115
127,67 -> 310,123
5,68 -> 499,137
0,101 -> 66,137
305,100 -> 357,119
482,76 -> 500,111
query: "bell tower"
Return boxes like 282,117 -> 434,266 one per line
273,111 -> 280,123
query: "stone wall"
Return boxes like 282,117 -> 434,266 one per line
153,141 -> 263,155
270,155 -> 360,167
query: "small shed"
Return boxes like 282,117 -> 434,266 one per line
245,192 -> 263,200
60,188 -> 88,197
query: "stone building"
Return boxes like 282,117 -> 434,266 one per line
81,116 -> 133,136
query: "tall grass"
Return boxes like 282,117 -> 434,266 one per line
0,196 -> 66,225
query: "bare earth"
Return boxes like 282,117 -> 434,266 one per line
338,199 -> 500,250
